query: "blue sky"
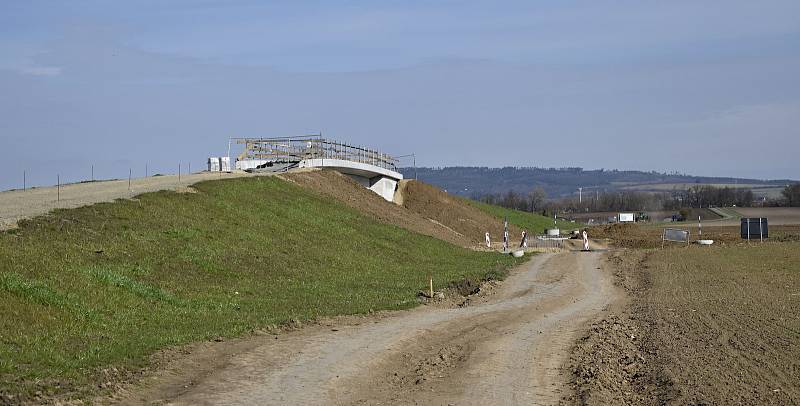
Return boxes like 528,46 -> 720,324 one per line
1,0 -> 799,190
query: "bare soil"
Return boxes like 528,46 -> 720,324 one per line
283,170 -> 475,248
563,250 -> 677,405
733,207 -> 800,225
116,246 -> 619,405
684,207 -> 800,228
589,223 -> 800,249
285,171 -> 516,249
566,244 -> 800,405
398,179 -> 522,247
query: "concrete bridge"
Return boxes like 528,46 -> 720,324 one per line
228,136 -> 404,202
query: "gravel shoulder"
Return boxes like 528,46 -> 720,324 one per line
0,172 -> 253,230
117,246 -> 620,405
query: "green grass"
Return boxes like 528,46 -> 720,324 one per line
719,207 -> 745,219
464,199 -> 578,232
0,176 -> 522,400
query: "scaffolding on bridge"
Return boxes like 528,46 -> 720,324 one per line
230,135 -> 399,171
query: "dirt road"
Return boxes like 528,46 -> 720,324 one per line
125,248 -> 618,405
0,172 -> 250,230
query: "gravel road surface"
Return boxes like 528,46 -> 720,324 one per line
124,246 -> 619,405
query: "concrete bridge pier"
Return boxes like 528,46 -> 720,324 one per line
298,158 -> 403,203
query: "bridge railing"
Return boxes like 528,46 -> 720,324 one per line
233,136 -> 399,171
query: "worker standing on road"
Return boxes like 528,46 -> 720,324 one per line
503,230 -> 509,252
582,229 -> 590,251
485,232 -> 491,248
520,230 -> 528,248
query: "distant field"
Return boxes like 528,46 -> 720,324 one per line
620,182 -> 782,190
567,208 -> 720,224
693,207 -> 800,227
589,222 -> 800,248
0,176 -> 521,401
464,199 -> 578,233
619,183 -> 786,199
733,207 -> 800,224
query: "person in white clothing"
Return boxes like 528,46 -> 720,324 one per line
485,232 -> 491,248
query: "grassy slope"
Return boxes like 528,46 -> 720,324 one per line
0,176 -> 521,399
464,199 -> 577,232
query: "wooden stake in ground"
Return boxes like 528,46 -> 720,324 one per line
429,274 -> 434,298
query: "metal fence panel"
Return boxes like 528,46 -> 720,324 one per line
662,228 -> 690,244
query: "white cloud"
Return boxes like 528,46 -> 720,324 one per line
20,66 -> 61,76
0,40 -> 62,76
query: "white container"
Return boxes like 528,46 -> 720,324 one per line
511,250 -> 525,258
546,229 -> 560,237
220,157 -> 231,172
208,157 -> 220,172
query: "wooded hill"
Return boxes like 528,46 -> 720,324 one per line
400,167 -> 794,199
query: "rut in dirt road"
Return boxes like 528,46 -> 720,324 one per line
128,249 -> 618,405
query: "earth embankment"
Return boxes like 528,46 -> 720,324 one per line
285,170 -> 523,248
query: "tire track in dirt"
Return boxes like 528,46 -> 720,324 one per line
124,249 -> 619,405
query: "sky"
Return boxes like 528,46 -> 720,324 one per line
1,0 -> 799,190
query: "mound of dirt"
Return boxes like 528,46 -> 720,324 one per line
284,171 -> 519,249
282,170 -> 475,248
564,251 -> 677,405
396,180 -> 520,247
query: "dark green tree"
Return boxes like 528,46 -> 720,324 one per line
783,184 -> 800,207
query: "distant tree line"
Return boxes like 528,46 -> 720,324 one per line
676,185 -> 754,209
401,166 -> 792,199
476,187 -> 548,212
475,184 -> 763,215
783,184 -> 800,207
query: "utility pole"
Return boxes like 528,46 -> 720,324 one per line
578,187 -> 583,204
23,171 -> 26,191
